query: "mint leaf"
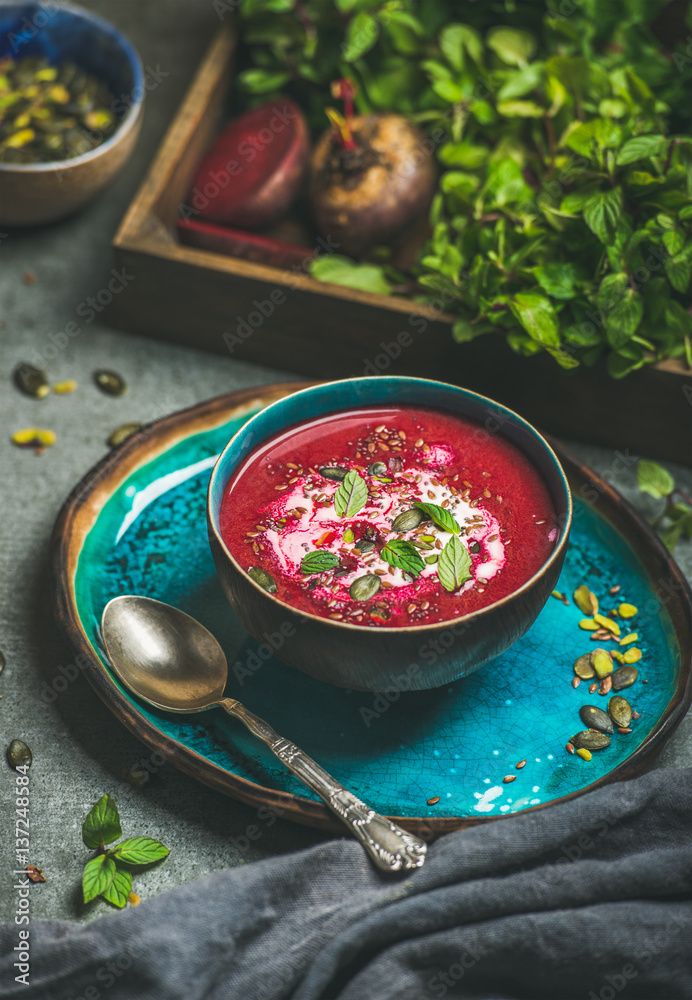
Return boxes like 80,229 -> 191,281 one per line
583,188 -> 622,244
486,27 -> 536,68
413,501 -> 460,535
310,255 -> 392,295
532,263 -> 578,300
101,868 -> 132,909
82,794 -> 121,849
113,837 -> 170,865
438,536 -> 472,592
237,69 -> 290,94
497,100 -> 545,118
83,855 -> 116,904
616,134 -> 669,166
300,551 -> 340,574
637,460 -> 675,500
605,289 -> 643,349
665,251 -> 692,293
334,470 -> 368,518
342,11 -> 379,62
381,540 -> 425,577
510,293 -> 560,348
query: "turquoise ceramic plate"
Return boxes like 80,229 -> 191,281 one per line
52,384 -> 692,836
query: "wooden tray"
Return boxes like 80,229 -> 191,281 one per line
110,25 -> 692,465
51,384 -> 692,839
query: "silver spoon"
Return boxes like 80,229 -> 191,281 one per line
101,596 -> 427,873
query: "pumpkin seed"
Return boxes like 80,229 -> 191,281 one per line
11,428 -> 56,448
0,649 -> 5,675
611,664 -> 638,691
357,540 -> 375,554
94,370 -> 127,396
7,739 -> 32,769
576,748 -> 592,761
618,603 -> 638,618
574,585 -> 598,615
366,461 -> 387,476
108,423 -> 142,448
579,704 -> 614,734
608,695 -> 632,728
579,618 -> 598,631
591,648 -> 613,679
349,574 -> 381,602
570,730 -> 611,751
574,653 -> 595,680
247,566 -> 277,593
13,362 -> 49,398
391,508 -> 425,532
319,466 -> 348,481
469,541 -> 480,554
623,647 -> 642,664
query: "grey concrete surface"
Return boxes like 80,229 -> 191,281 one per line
1,0 -> 691,926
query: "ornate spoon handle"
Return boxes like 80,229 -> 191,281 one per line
220,698 -> 427,872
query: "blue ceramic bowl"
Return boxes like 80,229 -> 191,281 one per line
0,2 -> 144,225
208,378 -> 572,691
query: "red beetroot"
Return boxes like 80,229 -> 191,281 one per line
309,80 -> 436,255
189,98 -> 309,229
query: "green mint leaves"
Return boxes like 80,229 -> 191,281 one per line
413,501 -> 461,535
381,540 -> 425,577
637,460 -> 675,500
334,470 -> 368,517
636,460 -> 692,554
438,536 -> 473,593
300,551 -> 340,574
81,795 -> 169,908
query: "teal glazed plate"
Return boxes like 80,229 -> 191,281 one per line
52,384 -> 692,838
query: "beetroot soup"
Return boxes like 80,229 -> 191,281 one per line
220,406 -> 558,627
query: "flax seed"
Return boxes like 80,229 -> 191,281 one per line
503,775 -> 516,784
572,677 -> 580,689
589,682 -> 598,694
414,438 -> 423,448
420,601 -> 430,610
566,742 -> 575,754
484,489 -> 491,498
427,795 -> 440,805
422,444 -> 430,453
516,760 -> 526,769
617,726 -> 632,734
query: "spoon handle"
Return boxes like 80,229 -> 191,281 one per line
219,698 -> 427,873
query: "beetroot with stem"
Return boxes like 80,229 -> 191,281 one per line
309,79 -> 436,257
188,98 -> 310,229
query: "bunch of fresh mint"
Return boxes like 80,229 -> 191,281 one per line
81,794 -> 169,908
237,0 -> 692,377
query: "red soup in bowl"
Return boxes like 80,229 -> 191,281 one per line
220,405 -> 558,628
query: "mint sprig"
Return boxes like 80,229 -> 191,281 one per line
413,501 -> 460,536
438,536 -> 472,593
81,795 -> 169,908
382,540 -> 425,577
334,469 -> 368,517
300,551 -> 340,574
636,460 -> 692,553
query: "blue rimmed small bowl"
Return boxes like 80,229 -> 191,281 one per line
0,2 -> 144,226
208,377 -> 572,692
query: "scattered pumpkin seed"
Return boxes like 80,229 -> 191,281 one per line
618,603 -> 638,618
574,585 -> 598,615
591,649 -> 613,679
594,614 -> 620,636
358,540 -> 376,554
574,653 -> 595,680
608,695 -> 633,729
0,650 -> 5,675
611,664 -> 638,691
366,461 -> 387,476
576,748 -> 592,761
319,466 -> 348,481
108,422 -> 142,448
13,362 -> 49,398
579,618 -> 598,631
53,379 -> 77,395
247,566 -> 277,594
11,428 -> 56,448
623,647 -> 642,664
579,704 -> 614,734
94,370 -> 127,396
391,508 -> 425,532
570,730 -> 611,751
7,739 -> 32,769
619,632 -> 638,646
349,574 -> 381,602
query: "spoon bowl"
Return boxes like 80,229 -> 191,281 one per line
100,595 -> 427,872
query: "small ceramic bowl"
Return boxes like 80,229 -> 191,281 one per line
0,2 -> 144,226
208,378 -> 572,692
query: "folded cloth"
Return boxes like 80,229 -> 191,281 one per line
2,767 -> 691,1000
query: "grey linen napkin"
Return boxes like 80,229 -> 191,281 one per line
2,767 -> 691,1000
